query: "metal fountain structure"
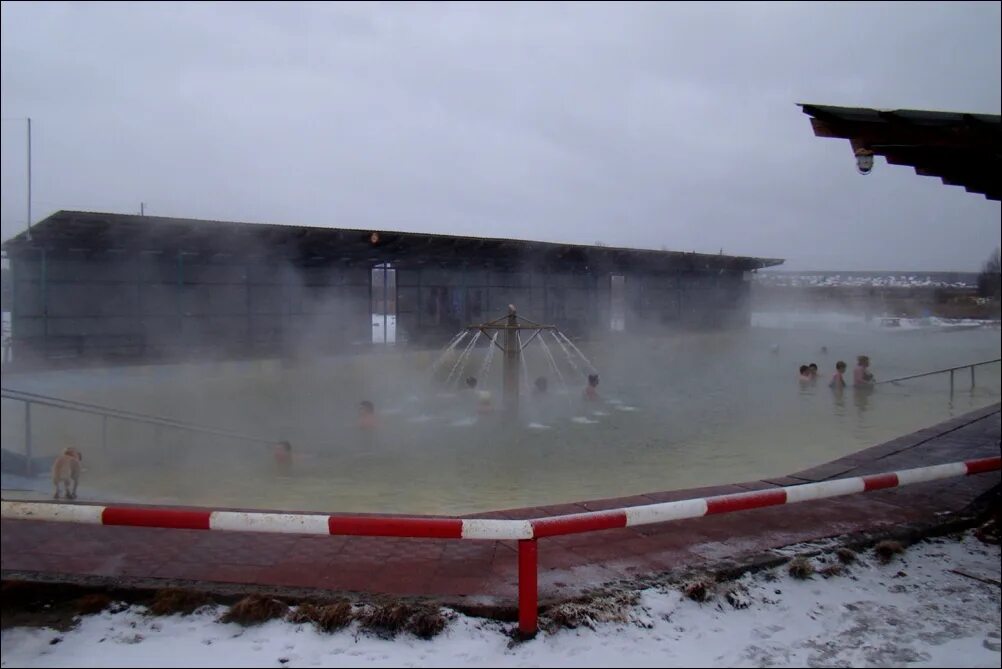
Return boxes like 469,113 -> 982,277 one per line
431,305 -> 598,415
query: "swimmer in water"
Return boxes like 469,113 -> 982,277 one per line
829,360 -> 847,390
358,400 -> 378,429
853,355 -> 875,387
476,390 -> 494,414
273,440 -> 293,472
583,373 -> 600,401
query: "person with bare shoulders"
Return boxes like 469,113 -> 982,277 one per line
829,361 -> 847,391
273,440 -> 293,472
853,355 -> 875,387
358,400 -> 378,430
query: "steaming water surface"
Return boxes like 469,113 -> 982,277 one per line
2,314 -> 999,515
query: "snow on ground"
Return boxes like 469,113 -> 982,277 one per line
2,532 -> 999,668
754,273 -> 978,289
750,310 -> 997,332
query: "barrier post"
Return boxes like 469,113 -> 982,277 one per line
950,369 -> 955,397
971,366 -> 975,389
518,538 -> 538,638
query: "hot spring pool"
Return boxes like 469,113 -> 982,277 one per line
2,314 -> 999,514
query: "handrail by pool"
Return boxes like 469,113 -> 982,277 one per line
875,357 -> 1001,393
1,387 -> 278,477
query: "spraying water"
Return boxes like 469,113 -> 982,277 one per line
445,330 -> 482,387
429,330 -> 468,379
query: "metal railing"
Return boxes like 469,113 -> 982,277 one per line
1,387 -> 277,477
875,358 -> 1001,395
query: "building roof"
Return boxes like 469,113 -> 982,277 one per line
1,210 -> 784,272
799,103 -> 1001,201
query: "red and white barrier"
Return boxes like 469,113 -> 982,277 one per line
2,455 -> 998,637
529,456 -> 999,538
0,504 -> 535,540
5,456 -> 997,539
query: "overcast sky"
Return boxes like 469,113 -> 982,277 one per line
1,1 -> 999,271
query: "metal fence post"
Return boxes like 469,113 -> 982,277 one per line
24,401 -> 33,477
518,539 -> 538,639
971,365 -> 975,389
950,369 -> 955,397
154,425 -> 164,464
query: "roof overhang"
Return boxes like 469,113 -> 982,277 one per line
799,103 -> 1001,201
1,210 -> 785,273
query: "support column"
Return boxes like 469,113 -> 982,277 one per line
503,305 -> 520,415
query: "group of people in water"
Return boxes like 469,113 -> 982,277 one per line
272,372 -> 604,469
465,372 -> 602,415
799,355 -> 875,390
273,400 -> 380,468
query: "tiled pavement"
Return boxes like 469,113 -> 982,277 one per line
3,404 -> 999,606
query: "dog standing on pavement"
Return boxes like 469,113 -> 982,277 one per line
52,447 -> 83,500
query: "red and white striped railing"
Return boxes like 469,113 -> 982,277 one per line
3,455 -> 999,637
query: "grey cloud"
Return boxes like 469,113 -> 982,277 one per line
2,1 -> 999,271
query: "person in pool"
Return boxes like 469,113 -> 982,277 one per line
798,365 -> 812,385
273,440 -> 293,473
853,355 -> 875,387
829,361 -> 847,390
534,376 -> 548,395
358,400 -> 378,429
583,374 -> 600,401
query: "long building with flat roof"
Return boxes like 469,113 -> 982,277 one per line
1,210 -> 783,367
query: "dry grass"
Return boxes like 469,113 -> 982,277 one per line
286,602 -> 321,625
836,547 -> 858,564
722,584 -> 751,609
288,601 -> 354,633
405,605 -> 448,639
973,503 -> 1000,545
819,563 -> 844,579
787,557 -> 815,579
543,591 -> 639,631
219,595 -> 288,625
149,589 -> 214,616
681,576 -> 716,603
874,540 -> 905,564
358,602 -> 414,635
74,594 -> 112,615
